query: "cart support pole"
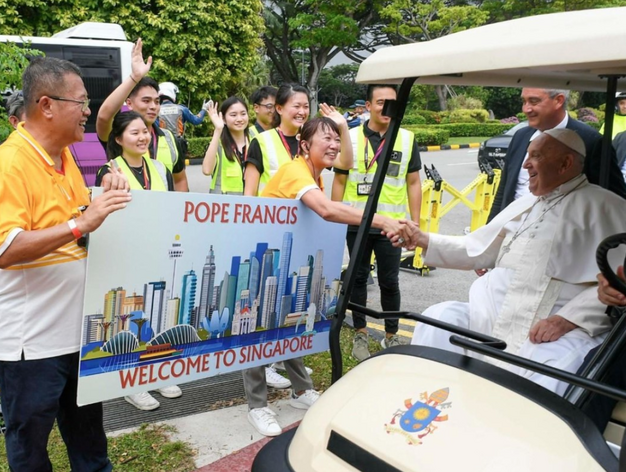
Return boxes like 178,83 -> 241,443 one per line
599,75 -> 621,188
330,77 -> 417,384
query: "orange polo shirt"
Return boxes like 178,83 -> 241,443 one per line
0,123 -> 91,360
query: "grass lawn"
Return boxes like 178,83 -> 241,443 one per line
446,136 -> 490,145
0,325 -> 369,471
0,423 -> 197,472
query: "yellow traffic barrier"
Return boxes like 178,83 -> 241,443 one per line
400,159 -> 501,275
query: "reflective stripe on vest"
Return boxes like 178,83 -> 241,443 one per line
148,129 -> 179,173
254,129 -> 293,193
248,126 -> 259,139
210,144 -> 244,193
112,156 -> 168,191
159,102 -> 184,137
344,126 -> 414,219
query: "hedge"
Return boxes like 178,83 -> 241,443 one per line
423,123 -> 516,137
187,137 -> 211,159
404,126 -> 450,146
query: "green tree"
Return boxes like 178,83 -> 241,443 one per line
317,64 -> 365,107
379,0 -> 489,110
0,0 -> 264,112
481,0 -> 626,22
0,41 -> 43,140
263,0 -> 385,110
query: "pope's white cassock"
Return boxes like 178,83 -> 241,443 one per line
412,174 -> 626,395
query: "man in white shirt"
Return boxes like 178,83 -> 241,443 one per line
409,129 -> 626,396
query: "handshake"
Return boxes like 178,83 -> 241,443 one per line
382,220 -> 424,250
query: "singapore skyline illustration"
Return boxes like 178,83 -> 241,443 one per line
80,231 -> 340,374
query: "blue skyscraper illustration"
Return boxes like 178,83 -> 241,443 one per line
179,269 -> 197,326
274,232 -> 293,328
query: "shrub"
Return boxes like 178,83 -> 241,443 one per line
187,137 -> 211,159
568,110 -> 578,120
516,112 -> 526,121
447,95 -> 484,110
426,123 -> 516,137
448,108 -> 490,123
418,110 -> 441,124
402,113 -> 427,125
500,116 -> 520,124
403,126 -> 450,146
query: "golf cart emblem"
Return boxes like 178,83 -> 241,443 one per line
385,388 -> 451,445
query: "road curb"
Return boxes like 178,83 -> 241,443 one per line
185,143 -> 482,165
418,142 -> 481,152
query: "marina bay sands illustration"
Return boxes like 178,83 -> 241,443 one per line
81,231 -> 341,365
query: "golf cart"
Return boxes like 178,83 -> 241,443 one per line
253,7 -> 626,471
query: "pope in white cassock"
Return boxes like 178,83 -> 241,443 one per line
408,128 -> 626,396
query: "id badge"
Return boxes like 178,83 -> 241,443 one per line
357,182 -> 372,195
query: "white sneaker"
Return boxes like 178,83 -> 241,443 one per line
272,362 -> 313,376
290,389 -> 320,410
265,367 -> 291,389
124,392 -> 160,411
157,385 -> 182,398
248,407 -> 282,437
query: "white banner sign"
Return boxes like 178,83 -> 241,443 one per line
78,189 -> 346,405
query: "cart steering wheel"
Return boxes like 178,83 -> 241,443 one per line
596,233 -> 626,297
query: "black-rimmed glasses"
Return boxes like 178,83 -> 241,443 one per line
36,96 -> 90,112
256,103 -> 275,111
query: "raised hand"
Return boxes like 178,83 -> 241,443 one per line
319,103 -> 348,129
207,101 -> 224,131
131,38 -> 153,81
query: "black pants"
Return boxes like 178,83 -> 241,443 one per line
346,231 -> 401,334
0,352 -> 111,472
578,345 -> 626,431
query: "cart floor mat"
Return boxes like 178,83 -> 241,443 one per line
103,372 -> 245,432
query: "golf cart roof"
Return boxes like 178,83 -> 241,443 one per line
356,7 -> 626,91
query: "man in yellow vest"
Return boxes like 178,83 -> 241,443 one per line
333,84 -> 422,361
96,39 -> 189,192
249,86 -> 277,139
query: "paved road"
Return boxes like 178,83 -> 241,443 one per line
186,148 -> 484,342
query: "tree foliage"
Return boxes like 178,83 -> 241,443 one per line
317,64 -> 366,107
263,0 -> 384,109
0,0 -> 264,110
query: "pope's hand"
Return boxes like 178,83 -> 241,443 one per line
528,315 -> 577,344
597,266 -> 626,306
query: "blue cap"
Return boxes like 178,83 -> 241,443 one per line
350,99 -> 366,108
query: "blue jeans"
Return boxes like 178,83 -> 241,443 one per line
0,352 -> 112,472
346,230 -> 401,334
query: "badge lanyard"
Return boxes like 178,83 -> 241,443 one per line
139,159 -> 150,190
364,136 -> 386,173
277,129 -> 296,160
232,137 -> 249,165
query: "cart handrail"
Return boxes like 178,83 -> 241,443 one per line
450,335 -> 626,403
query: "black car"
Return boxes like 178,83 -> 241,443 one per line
477,121 -> 528,168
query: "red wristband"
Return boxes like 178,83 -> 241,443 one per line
68,219 -> 83,240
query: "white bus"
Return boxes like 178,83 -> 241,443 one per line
1,22 -> 134,185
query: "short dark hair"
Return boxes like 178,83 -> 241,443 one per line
250,86 -> 277,105
22,57 -> 82,115
6,90 -> 25,119
106,111 -> 148,161
128,77 -> 159,99
299,117 -> 340,155
272,83 -> 310,128
219,96 -> 250,162
366,84 -> 397,103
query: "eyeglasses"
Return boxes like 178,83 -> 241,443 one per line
36,95 -> 90,112
256,103 -> 275,111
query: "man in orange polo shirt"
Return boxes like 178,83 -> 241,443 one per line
0,57 -> 131,472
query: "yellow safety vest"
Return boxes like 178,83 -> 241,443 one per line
111,156 -> 168,191
210,144 -> 244,194
344,126 -> 414,219
145,128 -> 179,173
600,114 -> 626,139
253,129 -> 293,194
248,125 -> 259,140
